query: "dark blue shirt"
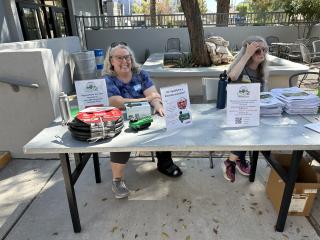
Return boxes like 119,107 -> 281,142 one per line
105,70 -> 154,99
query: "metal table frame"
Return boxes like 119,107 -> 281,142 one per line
24,104 -> 320,233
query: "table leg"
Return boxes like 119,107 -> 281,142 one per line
93,153 -> 101,183
209,151 -> 214,169
59,153 -> 81,233
249,151 -> 259,182
275,150 -> 303,232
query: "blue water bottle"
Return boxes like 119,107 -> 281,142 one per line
216,70 -> 228,109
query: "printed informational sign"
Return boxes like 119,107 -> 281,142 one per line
226,83 -> 260,127
160,83 -> 192,130
75,79 -> 109,110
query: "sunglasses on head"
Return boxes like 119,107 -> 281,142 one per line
110,41 -> 128,48
255,48 -> 268,55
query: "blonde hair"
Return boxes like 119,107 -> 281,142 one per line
102,44 -> 141,76
228,36 -> 269,90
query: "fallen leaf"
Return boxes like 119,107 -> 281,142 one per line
161,232 -> 169,239
111,226 -> 118,233
182,224 -> 187,229
282,233 -> 289,240
212,218 -> 219,223
213,228 -> 218,234
186,235 -> 191,240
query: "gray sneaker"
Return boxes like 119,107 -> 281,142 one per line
112,178 -> 130,199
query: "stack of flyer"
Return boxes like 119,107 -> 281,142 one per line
260,92 -> 284,116
271,87 -> 320,114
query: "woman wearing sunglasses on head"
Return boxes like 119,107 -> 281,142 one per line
103,42 -> 183,199
222,36 -> 269,183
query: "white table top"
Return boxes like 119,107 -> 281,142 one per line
23,104 -> 320,154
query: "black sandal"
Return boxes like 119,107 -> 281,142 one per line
157,163 -> 183,177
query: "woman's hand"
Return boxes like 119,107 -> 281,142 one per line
152,100 -> 165,117
245,42 -> 261,57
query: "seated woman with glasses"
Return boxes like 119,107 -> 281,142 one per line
222,36 -> 269,183
103,42 -> 183,199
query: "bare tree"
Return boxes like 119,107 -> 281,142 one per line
181,0 -> 211,66
150,0 -> 156,27
216,0 -> 230,26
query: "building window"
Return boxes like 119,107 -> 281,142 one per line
16,0 -> 71,40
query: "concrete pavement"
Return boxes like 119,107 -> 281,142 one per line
0,153 -> 319,240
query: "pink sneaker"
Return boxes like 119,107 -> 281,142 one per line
235,159 -> 251,176
222,159 -> 236,182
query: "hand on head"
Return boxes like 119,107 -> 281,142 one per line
245,42 -> 262,57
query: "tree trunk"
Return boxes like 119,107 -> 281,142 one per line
216,0 -> 230,27
150,0 -> 156,27
181,0 -> 211,66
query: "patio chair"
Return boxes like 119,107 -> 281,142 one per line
164,38 -> 184,63
312,40 -> 320,54
300,43 -> 320,68
280,45 -> 302,62
266,36 -> 279,56
289,71 -> 320,94
306,37 -> 320,51
165,38 -> 181,52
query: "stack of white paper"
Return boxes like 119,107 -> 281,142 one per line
260,92 -> 284,116
271,87 -> 320,115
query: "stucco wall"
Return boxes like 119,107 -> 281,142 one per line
85,25 -> 320,63
0,49 -> 59,158
0,36 -> 82,94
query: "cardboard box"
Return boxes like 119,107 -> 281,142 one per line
0,151 -> 11,170
266,153 -> 320,216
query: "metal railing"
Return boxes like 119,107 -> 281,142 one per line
75,12 -> 308,31
0,79 -> 39,92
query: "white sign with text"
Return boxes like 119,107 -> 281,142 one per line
226,83 -> 260,127
75,79 -> 109,110
160,83 -> 192,130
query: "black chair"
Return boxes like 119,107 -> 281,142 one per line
266,36 -> 279,56
165,38 -> 181,52
164,38 -> 184,63
280,45 -> 302,62
288,72 -> 320,94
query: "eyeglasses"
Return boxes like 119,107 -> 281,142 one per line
110,41 -> 128,48
255,48 -> 268,55
111,55 -> 131,62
